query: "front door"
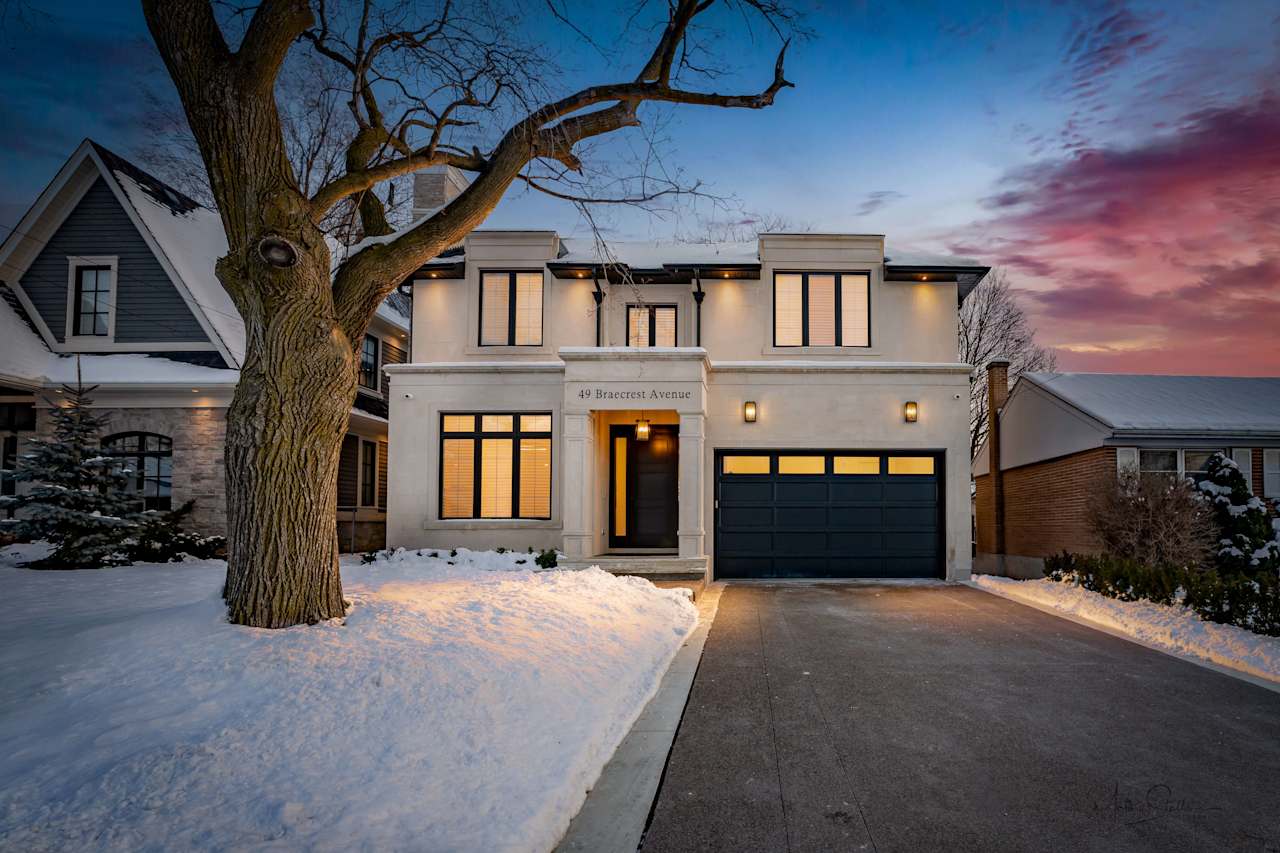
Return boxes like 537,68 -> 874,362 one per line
609,424 -> 679,549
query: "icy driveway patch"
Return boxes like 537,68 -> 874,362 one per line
971,574 -> 1280,683
0,548 -> 697,852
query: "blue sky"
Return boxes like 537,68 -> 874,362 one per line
1,1 -> 1276,372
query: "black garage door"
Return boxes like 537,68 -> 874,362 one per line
714,450 -> 943,579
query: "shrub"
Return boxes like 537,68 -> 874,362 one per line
1087,469 -> 1216,570
1196,452 -> 1280,576
122,501 -> 225,562
1043,551 -> 1280,637
534,549 -> 558,569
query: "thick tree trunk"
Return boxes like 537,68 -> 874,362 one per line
221,252 -> 355,627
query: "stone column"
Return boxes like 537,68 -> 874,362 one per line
677,412 -> 706,558
561,411 -> 595,557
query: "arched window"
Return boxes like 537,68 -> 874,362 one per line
103,432 -> 173,511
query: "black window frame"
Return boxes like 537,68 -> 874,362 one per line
72,265 -> 112,337
2,435 -> 16,500
0,403 -> 35,431
360,440 -> 377,507
358,334 -> 380,390
102,431 -> 173,511
625,304 -> 678,347
772,270 -> 871,348
438,411 -> 553,520
478,269 -> 544,347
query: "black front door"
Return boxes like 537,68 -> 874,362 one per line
610,424 -> 679,549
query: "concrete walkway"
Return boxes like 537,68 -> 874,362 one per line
640,583 -> 1280,853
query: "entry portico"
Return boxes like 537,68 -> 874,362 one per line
559,348 -> 708,565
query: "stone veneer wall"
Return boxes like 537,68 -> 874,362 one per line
37,405 -> 228,535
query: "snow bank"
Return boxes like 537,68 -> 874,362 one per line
0,547 -> 697,852
971,574 -> 1280,683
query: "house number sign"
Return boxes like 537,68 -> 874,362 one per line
576,387 -> 693,401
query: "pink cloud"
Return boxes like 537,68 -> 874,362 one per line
956,92 -> 1280,374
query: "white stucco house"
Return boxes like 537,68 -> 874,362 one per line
387,178 -> 987,584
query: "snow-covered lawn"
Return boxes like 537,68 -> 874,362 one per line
971,574 -> 1280,683
0,546 -> 697,852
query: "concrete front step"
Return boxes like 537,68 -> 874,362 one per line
558,555 -> 708,582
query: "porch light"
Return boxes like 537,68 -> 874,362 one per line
635,419 -> 651,441
743,401 -> 758,423
904,401 -> 919,423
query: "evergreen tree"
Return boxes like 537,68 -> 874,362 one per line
0,380 -> 140,569
1197,452 -> 1280,576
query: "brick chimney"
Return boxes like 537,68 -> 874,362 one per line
986,360 -> 1010,555
412,165 -> 469,219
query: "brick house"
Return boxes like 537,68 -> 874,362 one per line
0,140 -> 414,551
973,364 -> 1280,577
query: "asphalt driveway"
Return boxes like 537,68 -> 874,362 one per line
640,583 -> 1280,853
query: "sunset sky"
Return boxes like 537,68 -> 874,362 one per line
1,1 -> 1276,374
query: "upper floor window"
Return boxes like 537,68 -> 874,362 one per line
72,265 -> 112,337
102,431 -> 172,511
627,305 -> 677,347
773,272 -> 869,347
480,271 -> 543,346
359,334 -> 380,390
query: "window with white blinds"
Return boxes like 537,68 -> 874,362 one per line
480,271 -> 543,346
626,305 -> 677,347
773,271 -> 870,347
440,413 -> 553,519
1265,449 -> 1280,498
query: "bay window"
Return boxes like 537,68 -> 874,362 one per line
773,272 -> 869,347
627,304 -> 677,347
480,271 -> 543,346
440,413 -> 552,519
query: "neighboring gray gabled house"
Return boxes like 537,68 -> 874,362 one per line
973,369 -> 1280,576
0,140 -> 412,550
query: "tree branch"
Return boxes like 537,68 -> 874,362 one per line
236,0 -> 314,89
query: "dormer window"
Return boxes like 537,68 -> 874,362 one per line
69,260 -> 117,338
627,304 -> 677,347
773,271 -> 870,347
480,271 -> 543,346
359,334 -> 380,389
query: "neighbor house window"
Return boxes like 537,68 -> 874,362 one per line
773,272 -> 869,347
480,271 -> 543,346
103,432 -> 172,511
358,335 -> 380,390
440,413 -> 552,519
338,434 -> 381,509
627,305 -> 677,347
1265,450 -> 1280,497
72,265 -> 112,337
360,440 -> 377,506
1,436 -> 15,499
1135,448 -> 1226,484
0,403 -> 35,431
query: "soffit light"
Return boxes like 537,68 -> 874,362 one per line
635,419 -> 651,441
904,401 -> 919,423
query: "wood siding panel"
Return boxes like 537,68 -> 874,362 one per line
18,177 -> 207,344
337,434 -> 360,508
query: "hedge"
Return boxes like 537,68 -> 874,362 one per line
1044,552 -> 1280,637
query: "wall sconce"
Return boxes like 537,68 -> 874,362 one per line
904,401 -> 919,423
635,419 -> 651,441
743,401 -> 758,423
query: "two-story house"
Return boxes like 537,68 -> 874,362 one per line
388,178 -> 988,583
0,140 -> 410,550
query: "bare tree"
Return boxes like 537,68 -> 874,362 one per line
677,209 -> 811,243
960,267 -> 1057,459
1088,469 -> 1217,569
143,0 -> 797,628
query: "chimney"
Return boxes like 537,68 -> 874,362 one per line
986,360 -> 1010,556
412,165 -> 469,219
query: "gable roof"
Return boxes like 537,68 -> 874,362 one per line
1023,372 -> 1280,435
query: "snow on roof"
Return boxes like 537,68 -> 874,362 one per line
0,296 -> 238,387
882,247 -> 983,267
556,239 -> 758,267
1024,372 -> 1280,433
